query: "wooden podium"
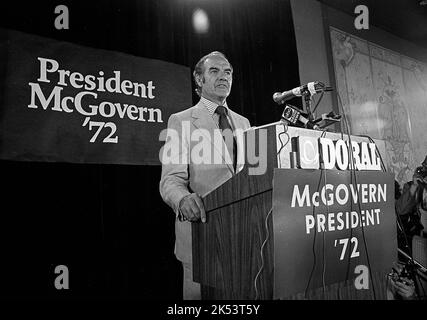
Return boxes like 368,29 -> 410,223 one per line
192,123 -> 390,300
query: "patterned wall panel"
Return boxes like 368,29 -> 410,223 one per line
330,27 -> 427,185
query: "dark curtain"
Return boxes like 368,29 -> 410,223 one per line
0,0 -> 299,298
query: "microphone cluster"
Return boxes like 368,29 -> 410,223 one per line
273,81 -> 332,105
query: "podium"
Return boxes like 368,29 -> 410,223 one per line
192,123 -> 394,300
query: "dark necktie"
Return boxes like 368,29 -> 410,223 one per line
215,106 -> 237,172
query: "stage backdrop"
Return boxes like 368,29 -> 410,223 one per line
0,28 -> 192,165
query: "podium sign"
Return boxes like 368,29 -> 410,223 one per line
272,168 -> 396,298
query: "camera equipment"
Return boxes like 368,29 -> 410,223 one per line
415,166 -> 427,179
388,267 -> 412,286
274,82 -> 339,130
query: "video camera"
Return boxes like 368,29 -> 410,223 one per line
388,264 -> 413,286
415,165 -> 427,179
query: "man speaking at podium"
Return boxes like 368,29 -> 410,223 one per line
159,51 -> 251,299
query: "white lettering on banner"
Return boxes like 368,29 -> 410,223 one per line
35,58 -> 156,98
28,84 -> 162,123
28,57 -> 163,143
291,183 -> 387,208
319,137 -> 381,171
288,134 -> 382,171
290,183 -> 386,235
304,208 -> 382,234
335,237 -> 360,260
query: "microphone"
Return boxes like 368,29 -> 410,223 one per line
281,104 -> 320,130
273,81 -> 332,104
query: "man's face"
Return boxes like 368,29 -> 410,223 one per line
197,55 -> 233,103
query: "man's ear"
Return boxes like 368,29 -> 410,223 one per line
195,74 -> 204,87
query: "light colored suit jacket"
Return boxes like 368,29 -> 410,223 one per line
159,100 -> 251,263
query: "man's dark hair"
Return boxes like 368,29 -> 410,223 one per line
193,51 -> 232,96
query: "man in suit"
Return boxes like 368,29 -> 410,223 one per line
159,51 -> 251,299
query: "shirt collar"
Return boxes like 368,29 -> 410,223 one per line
199,96 -> 229,116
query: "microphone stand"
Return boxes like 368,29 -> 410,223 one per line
397,247 -> 427,300
303,92 -> 315,123
274,82 -> 339,130
302,87 -> 341,130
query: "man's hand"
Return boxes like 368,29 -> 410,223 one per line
390,277 -> 415,300
179,193 -> 206,223
413,173 -> 423,186
410,172 -> 426,196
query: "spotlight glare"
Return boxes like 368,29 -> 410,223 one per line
192,9 -> 209,34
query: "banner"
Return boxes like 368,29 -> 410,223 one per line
272,169 -> 396,298
0,28 -> 192,165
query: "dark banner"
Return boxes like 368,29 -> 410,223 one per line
272,169 -> 396,298
0,28 -> 192,165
